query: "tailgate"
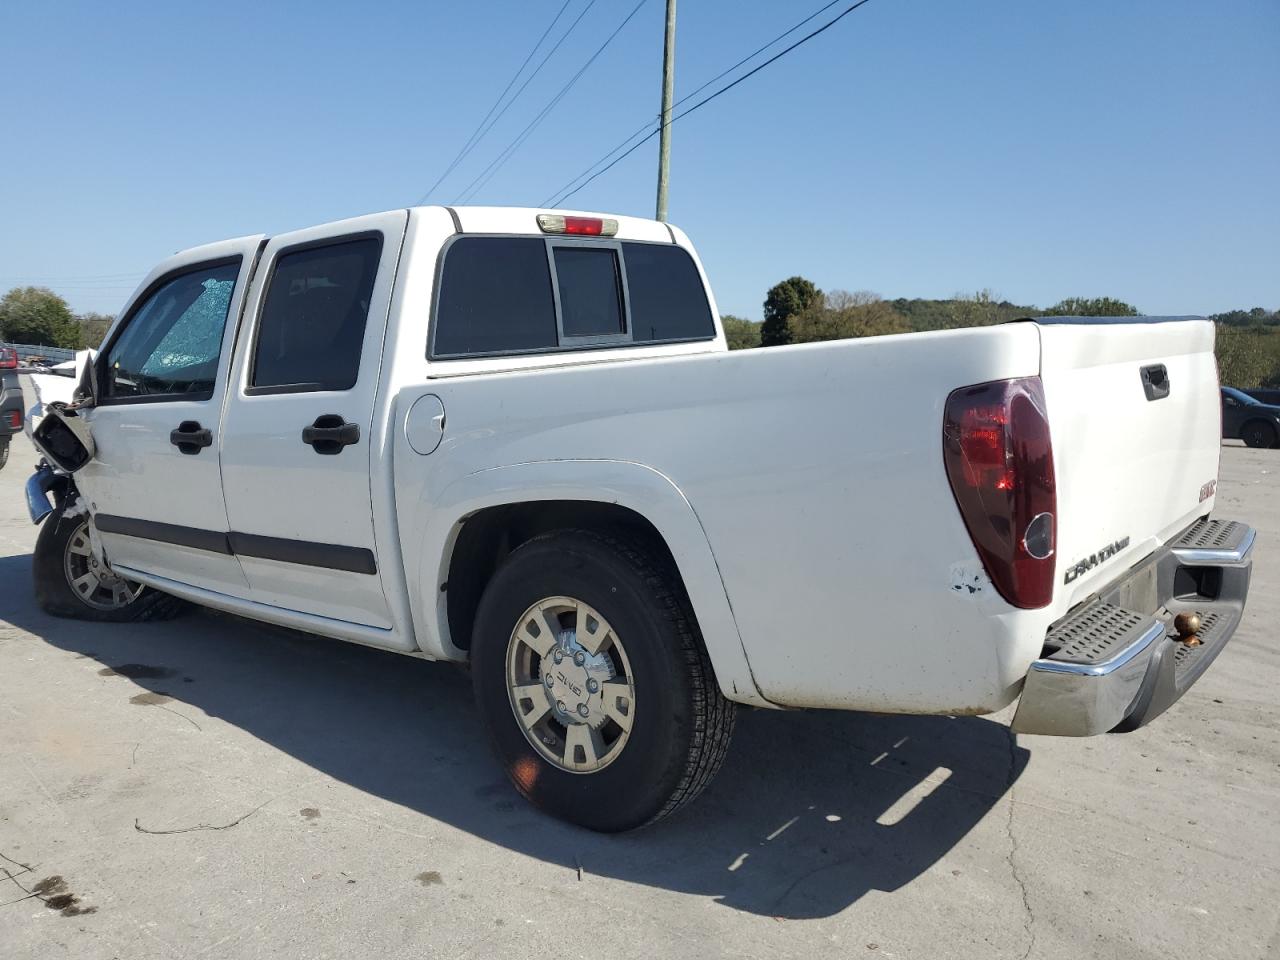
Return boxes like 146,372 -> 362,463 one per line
1038,317 -> 1221,609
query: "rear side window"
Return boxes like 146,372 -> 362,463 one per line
103,259 -> 240,401
430,237 -> 716,359
250,236 -> 381,393
622,242 -> 715,342
433,237 -> 556,357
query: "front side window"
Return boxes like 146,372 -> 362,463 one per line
104,259 -> 240,400
250,236 -> 381,393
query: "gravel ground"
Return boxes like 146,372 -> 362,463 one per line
0,426 -> 1276,960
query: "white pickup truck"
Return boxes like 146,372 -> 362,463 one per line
27,206 -> 1255,831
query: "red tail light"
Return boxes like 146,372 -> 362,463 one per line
943,376 -> 1056,608
0,348 -> 17,369
4,410 -> 20,430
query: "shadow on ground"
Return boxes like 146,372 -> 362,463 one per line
0,552 -> 1027,920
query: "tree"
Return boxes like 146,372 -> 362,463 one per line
789,290 -> 910,343
1210,307 -> 1278,327
78,312 -> 114,348
721,314 -> 761,350
1216,324 -> 1280,388
890,294 -> 1038,332
1047,296 -> 1139,317
761,276 -> 820,347
0,286 -> 82,347
944,289 -> 1005,329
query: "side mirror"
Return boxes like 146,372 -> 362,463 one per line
31,402 -> 95,473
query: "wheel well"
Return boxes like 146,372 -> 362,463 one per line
444,501 -> 683,653
1242,417 -> 1277,437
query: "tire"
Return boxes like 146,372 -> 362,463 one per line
1241,420 -> 1278,449
0,437 -> 8,472
470,529 -> 736,832
34,502 -> 187,622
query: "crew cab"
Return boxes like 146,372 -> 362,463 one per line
26,206 -> 1255,831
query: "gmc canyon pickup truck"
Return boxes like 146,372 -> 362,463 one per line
27,206 -> 1255,831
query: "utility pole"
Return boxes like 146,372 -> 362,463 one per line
655,0 -> 676,221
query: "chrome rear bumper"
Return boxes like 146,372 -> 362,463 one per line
1013,518 -> 1255,737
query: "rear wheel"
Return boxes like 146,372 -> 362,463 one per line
0,437 -> 8,471
470,530 -> 735,832
34,502 -> 187,621
1241,420 -> 1278,449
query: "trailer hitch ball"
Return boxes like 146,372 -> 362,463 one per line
1174,611 -> 1202,645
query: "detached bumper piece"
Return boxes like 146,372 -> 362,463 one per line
26,462 -> 62,525
1013,518 -> 1254,736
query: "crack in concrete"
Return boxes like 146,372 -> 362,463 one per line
1006,727 -> 1036,960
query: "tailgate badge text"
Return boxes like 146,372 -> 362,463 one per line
1063,536 -> 1131,585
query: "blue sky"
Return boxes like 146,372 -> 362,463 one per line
1,0 -> 1276,320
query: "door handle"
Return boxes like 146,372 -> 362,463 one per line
1140,364 -> 1170,401
169,420 -> 213,455
302,414 -> 360,455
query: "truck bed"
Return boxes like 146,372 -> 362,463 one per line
394,315 -> 1223,715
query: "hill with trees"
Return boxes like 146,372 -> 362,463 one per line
727,278 -> 1278,389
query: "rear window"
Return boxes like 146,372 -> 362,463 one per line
622,242 -> 716,342
553,246 -> 625,340
431,237 -> 715,359
432,238 -> 557,357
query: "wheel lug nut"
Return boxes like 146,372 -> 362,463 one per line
553,651 -> 564,664
587,679 -> 599,693
573,651 -> 585,666
576,703 -> 590,718
556,700 -> 566,713
545,674 -> 554,687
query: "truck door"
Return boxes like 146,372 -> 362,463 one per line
218,212 -> 407,628
80,237 -> 263,595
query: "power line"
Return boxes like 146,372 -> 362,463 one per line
452,0 -> 649,205
547,0 -> 876,209
0,272 -> 142,282
415,0 -> 594,205
543,0 -> 846,206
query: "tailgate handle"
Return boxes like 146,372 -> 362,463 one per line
1140,364 -> 1170,401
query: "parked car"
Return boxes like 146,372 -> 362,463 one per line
23,359 -> 79,441
0,346 -> 25,470
1242,387 -> 1280,406
1221,386 -> 1280,448
26,206 -> 1255,831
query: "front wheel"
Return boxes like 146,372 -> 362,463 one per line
34,502 -> 187,621
1241,420 -> 1278,449
470,530 -> 736,832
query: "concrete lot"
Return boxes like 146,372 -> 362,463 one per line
0,426 -> 1276,960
